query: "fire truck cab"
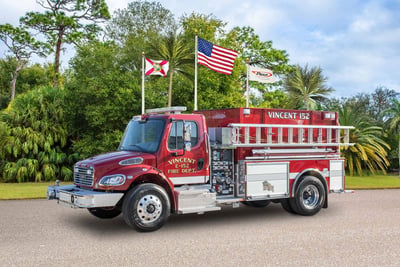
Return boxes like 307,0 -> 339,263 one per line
48,106 -> 353,232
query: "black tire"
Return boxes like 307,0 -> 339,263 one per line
88,207 -> 121,219
242,200 -> 271,208
280,198 -> 298,214
122,183 -> 170,232
292,176 -> 325,216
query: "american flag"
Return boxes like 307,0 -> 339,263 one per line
197,37 -> 238,75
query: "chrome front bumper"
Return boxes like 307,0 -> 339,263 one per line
47,185 -> 124,208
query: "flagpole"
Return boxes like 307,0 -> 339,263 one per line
194,30 -> 198,111
142,52 -> 145,114
246,58 -> 249,108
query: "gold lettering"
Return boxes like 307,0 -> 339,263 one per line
168,157 -> 196,165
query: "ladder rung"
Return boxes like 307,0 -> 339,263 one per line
227,123 -> 354,147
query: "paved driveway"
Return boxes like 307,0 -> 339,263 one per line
1,190 -> 399,266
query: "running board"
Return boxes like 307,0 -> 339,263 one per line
178,206 -> 221,215
216,197 -> 243,205
175,185 -> 220,214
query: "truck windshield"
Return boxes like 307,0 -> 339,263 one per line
119,119 -> 165,153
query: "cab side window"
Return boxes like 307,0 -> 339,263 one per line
168,121 -> 198,150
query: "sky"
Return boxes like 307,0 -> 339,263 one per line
1,0 -> 400,98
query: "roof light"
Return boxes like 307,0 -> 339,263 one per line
146,106 -> 187,114
324,112 -> 335,119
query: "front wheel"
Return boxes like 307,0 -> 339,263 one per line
292,176 -> 325,216
122,183 -> 170,232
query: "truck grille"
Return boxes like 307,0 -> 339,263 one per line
74,165 -> 94,187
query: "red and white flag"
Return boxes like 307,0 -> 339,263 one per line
197,37 -> 238,75
145,58 -> 169,77
248,65 -> 275,83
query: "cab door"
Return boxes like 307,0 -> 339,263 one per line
160,119 -> 209,186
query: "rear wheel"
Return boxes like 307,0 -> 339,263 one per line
122,183 -> 170,232
242,200 -> 271,208
292,176 -> 325,216
88,207 -> 121,219
280,198 -> 297,214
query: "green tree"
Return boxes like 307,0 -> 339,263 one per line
149,31 -> 193,107
339,106 -> 390,176
0,57 -> 17,108
0,59 -> 52,109
181,13 -> 226,41
284,64 -> 334,110
0,23 -> 47,102
20,0 -> 110,87
180,14 -> 294,109
65,41 -> 161,157
255,90 -> 290,108
104,1 -> 179,109
383,98 -> 400,175
227,26 -> 294,106
106,0 -> 176,44
0,86 -> 75,182
180,12 -> 244,109
324,87 -> 398,125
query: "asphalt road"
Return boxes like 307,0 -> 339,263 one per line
0,190 -> 399,266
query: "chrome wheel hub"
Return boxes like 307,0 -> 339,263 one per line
301,184 -> 320,209
137,194 -> 162,223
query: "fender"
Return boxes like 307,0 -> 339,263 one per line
291,168 -> 328,208
123,165 -> 177,212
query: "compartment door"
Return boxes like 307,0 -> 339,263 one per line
330,160 -> 344,191
246,162 -> 289,199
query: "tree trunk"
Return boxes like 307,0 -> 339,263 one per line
168,68 -> 174,107
305,97 -> 309,110
53,29 -> 64,88
10,62 -> 23,101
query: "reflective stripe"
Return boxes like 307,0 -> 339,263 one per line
170,176 -> 208,185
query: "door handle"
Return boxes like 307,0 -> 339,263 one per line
198,158 -> 204,170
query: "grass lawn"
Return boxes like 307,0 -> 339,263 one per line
0,181 -> 72,200
0,175 -> 400,200
345,175 -> 400,189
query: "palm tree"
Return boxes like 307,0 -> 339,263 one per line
150,31 -> 193,107
383,98 -> 400,175
339,106 -> 390,176
0,86 -> 74,182
284,64 -> 334,110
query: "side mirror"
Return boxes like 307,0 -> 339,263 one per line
184,122 -> 192,152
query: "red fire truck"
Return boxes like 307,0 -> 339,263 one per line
47,107 -> 354,232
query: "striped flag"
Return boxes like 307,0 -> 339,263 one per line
197,37 -> 238,75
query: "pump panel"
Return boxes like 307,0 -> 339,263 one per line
211,148 -> 234,196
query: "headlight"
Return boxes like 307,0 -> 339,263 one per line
99,174 -> 126,186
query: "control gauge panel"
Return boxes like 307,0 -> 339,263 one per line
211,149 -> 234,196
